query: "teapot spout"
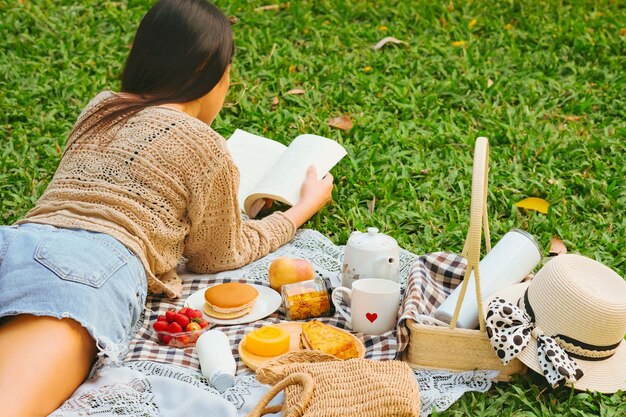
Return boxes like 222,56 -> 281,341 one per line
374,256 -> 399,281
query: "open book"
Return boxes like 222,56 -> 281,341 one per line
226,129 -> 347,217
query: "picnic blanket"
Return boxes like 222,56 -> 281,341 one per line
397,251 -> 469,350
51,229 -> 496,417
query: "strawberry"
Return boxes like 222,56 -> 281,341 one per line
179,307 -> 189,316
157,315 -> 167,322
167,322 -> 183,333
176,335 -> 191,346
186,322 -> 201,332
165,310 -> 177,323
152,320 -> 168,332
187,309 -> 202,319
173,313 -> 189,329
198,320 -> 209,329
161,334 -> 173,345
184,308 -> 196,319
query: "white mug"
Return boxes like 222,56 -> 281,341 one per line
331,278 -> 401,335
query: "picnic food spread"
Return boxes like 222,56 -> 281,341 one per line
203,282 -> 259,319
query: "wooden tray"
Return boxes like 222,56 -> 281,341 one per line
239,322 -> 365,371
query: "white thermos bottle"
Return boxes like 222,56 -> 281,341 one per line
433,229 -> 542,329
196,330 -> 236,392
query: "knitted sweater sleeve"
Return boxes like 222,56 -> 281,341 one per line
183,149 -> 296,273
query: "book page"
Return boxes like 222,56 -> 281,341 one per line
226,129 -> 287,212
244,134 -> 347,211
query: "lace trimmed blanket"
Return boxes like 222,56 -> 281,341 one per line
51,229 -> 496,417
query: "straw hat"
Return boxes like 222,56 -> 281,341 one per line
484,254 -> 626,393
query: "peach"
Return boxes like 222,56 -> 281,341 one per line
268,257 -> 315,292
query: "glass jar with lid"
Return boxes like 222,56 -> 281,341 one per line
281,277 -> 335,321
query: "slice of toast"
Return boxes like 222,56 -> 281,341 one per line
300,320 -> 359,360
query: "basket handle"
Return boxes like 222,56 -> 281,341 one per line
245,373 -> 314,417
449,137 -> 491,332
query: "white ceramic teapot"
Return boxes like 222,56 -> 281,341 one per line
341,227 -> 400,288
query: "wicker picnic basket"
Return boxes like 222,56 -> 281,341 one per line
403,137 -> 526,382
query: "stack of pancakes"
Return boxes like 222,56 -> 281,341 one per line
204,283 -> 258,319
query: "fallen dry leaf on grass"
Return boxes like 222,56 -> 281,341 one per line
549,236 -> 567,256
487,78 -> 494,88
271,96 -> 279,110
373,36 -> 407,50
328,115 -> 353,131
452,40 -> 467,47
514,197 -> 550,214
368,197 -> 376,214
469,19 -> 477,29
286,88 -> 305,95
255,4 -> 283,12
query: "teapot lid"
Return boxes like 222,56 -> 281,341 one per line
348,227 -> 398,251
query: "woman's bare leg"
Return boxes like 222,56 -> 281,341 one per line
0,315 -> 97,417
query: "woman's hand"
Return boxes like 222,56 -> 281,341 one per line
284,165 -> 334,228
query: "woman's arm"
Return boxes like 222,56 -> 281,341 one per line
183,161 -> 333,273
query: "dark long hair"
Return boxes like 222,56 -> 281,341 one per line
68,0 -> 234,151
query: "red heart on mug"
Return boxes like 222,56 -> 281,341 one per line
366,313 -> 378,323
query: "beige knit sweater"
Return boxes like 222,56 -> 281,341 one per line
18,92 -> 296,298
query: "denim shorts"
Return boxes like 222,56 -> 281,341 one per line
0,223 -> 147,367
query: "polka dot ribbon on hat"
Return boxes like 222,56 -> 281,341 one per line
486,297 -> 584,387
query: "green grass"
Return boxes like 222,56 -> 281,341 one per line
1,0 -> 625,415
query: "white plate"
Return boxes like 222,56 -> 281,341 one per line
185,284 -> 281,326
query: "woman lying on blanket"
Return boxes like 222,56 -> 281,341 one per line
0,1 -> 333,415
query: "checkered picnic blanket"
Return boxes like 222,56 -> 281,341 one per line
68,232 -> 495,417
126,276 -> 399,373
126,245 -> 472,371
397,252 -> 468,353
125,229 -> 418,372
